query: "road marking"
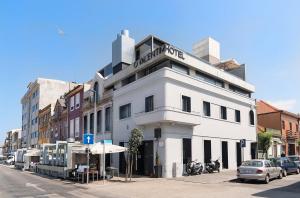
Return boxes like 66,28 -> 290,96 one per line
68,190 -> 98,198
25,183 -> 46,192
37,194 -> 65,198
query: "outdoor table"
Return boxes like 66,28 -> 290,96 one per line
90,169 -> 99,182
106,167 -> 119,178
77,170 -> 99,183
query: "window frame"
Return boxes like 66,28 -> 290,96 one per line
145,95 -> 154,112
235,110 -> 241,123
203,101 -> 211,117
220,106 -> 227,120
119,103 -> 131,120
182,95 -> 191,113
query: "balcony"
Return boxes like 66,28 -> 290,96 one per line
134,106 -> 201,126
265,128 -> 281,138
286,130 -> 299,140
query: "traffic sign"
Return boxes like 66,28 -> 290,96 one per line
83,134 -> 94,145
240,139 -> 246,148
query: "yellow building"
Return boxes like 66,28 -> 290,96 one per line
38,104 -> 51,145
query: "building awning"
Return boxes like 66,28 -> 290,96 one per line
72,143 -> 127,154
24,149 -> 41,157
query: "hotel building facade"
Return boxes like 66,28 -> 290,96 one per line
86,30 -> 257,178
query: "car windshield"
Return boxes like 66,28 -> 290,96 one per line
288,156 -> 300,161
241,161 -> 263,167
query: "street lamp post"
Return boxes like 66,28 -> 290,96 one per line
89,89 -> 105,183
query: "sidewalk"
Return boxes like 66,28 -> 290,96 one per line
171,170 -> 237,184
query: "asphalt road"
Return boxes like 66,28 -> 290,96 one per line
1,164 -> 300,198
0,165 -> 108,198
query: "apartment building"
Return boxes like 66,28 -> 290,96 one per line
257,100 -> 300,156
38,104 -> 52,145
21,78 -> 77,148
86,30 -> 256,178
51,98 -> 68,143
11,129 -> 21,152
65,84 -> 91,142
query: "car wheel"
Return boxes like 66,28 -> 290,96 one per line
264,175 -> 270,184
278,171 -> 283,179
283,170 -> 287,177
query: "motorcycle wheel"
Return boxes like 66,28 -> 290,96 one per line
187,168 -> 192,175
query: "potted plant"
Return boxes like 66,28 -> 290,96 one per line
154,151 -> 162,178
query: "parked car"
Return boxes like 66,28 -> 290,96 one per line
287,155 -> 300,168
5,155 -> 15,165
270,157 -> 299,176
237,160 -> 283,184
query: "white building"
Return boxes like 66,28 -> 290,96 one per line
21,78 -> 77,148
86,30 -> 257,178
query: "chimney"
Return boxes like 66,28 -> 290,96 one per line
112,29 -> 135,69
192,37 -> 220,65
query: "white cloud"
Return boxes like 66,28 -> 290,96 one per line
267,99 -> 297,111
57,26 -> 65,36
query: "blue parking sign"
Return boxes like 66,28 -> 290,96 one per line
83,134 -> 94,145
240,139 -> 246,148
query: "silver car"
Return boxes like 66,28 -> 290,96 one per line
237,160 -> 283,184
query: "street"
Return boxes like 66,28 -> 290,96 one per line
1,165 -> 300,198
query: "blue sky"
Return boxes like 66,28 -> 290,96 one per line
1,0 -> 300,143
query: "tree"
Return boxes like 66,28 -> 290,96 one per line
126,128 -> 143,181
258,132 -> 272,159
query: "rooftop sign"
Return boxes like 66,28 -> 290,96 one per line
133,44 -> 185,68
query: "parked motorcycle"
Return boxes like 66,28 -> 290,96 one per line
205,158 -> 221,173
186,160 -> 203,175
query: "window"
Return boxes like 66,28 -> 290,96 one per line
145,95 -> 154,112
93,82 -> 99,102
70,96 -> 75,111
105,107 -> 111,131
249,110 -> 254,125
172,62 -> 189,75
119,104 -> 131,119
83,115 -> 88,134
235,110 -> 241,123
289,122 -> 292,130
122,75 -> 136,86
203,101 -> 211,117
97,110 -> 102,133
282,121 -> 285,129
90,113 -> 94,134
296,124 -> 299,132
229,84 -> 251,97
75,93 -> 80,109
220,106 -> 227,120
196,71 -> 224,88
69,119 -> 74,138
75,117 -> 80,138
182,96 -> 191,112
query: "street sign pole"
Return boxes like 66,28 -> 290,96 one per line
87,144 -> 89,184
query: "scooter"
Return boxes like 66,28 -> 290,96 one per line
186,159 -> 203,175
205,158 -> 221,173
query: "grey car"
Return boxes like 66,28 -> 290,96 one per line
237,160 -> 283,184
288,155 -> 300,169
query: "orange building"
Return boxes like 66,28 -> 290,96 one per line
38,104 -> 52,145
257,100 -> 300,156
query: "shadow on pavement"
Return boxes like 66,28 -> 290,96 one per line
252,180 -> 300,197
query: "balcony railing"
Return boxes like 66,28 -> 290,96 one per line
286,130 -> 299,139
134,106 -> 201,126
